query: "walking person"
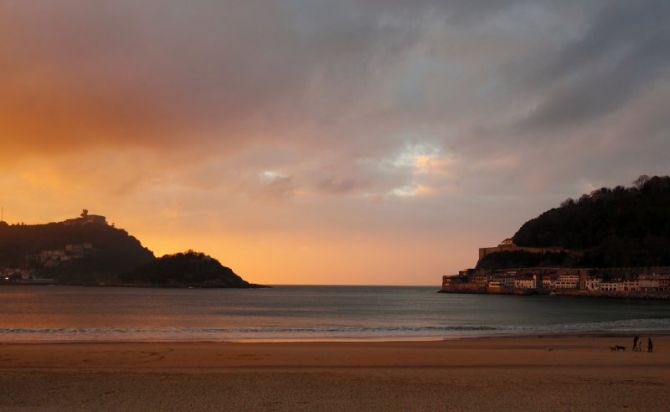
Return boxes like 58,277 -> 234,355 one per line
648,337 -> 654,353
633,336 -> 639,352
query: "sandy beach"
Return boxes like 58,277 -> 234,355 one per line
0,335 -> 668,411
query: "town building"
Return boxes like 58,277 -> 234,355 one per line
553,274 -> 580,289
478,239 -> 578,260
514,277 -> 535,289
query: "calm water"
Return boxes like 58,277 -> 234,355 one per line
1,285 -> 669,342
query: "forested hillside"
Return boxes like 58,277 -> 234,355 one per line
482,176 -> 670,268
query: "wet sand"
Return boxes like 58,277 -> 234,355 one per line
0,335 -> 668,411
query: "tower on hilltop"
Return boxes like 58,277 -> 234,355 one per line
64,209 -> 108,226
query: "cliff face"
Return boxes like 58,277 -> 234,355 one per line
480,176 -> 670,269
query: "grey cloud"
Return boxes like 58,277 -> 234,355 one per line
317,177 -> 365,195
3,0 -> 670,205
4,0 -> 670,280
1,0 -> 423,154
540,1 -> 670,80
259,175 -> 298,200
520,0 -> 670,130
0,0 -> 547,155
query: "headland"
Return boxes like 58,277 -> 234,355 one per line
441,176 -> 670,299
0,209 -> 262,288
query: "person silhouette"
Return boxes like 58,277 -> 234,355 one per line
648,338 -> 654,353
633,336 -> 640,352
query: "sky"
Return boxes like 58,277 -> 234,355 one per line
1,0 -> 669,285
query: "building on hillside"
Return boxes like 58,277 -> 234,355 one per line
472,272 -> 489,287
64,209 -> 107,226
501,273 -> 516,289
65,244 -> 85,258
478,240 -> 575,260
34,243 -> 94,268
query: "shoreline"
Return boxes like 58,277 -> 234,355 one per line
439,288 -> 670,301
3,329 -> 670,345
1,334 -> 666,368
0,282 -> 270,289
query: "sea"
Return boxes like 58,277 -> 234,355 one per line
1,285 -> 669,343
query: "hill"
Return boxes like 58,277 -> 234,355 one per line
120,251 -> 257,288
0,211 -> 154,284
478,175 -> 670,268
0,210 -> 258,287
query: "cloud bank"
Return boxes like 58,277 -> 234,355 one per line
1,0 -> 669,284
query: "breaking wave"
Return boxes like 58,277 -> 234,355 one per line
2,318 -> 670,343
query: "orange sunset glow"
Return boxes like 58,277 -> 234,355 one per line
2,1 -> 669,285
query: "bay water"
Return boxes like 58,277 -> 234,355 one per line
1,285 -> 669,342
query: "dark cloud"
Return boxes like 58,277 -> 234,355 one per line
521,0 -> 670,130
0,0 -> 551,157
317,177 -> 365,195
2,1 -> 667,177
263,176 -> 298,200
3,0 -> 670,281
0,0 -> 432,156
